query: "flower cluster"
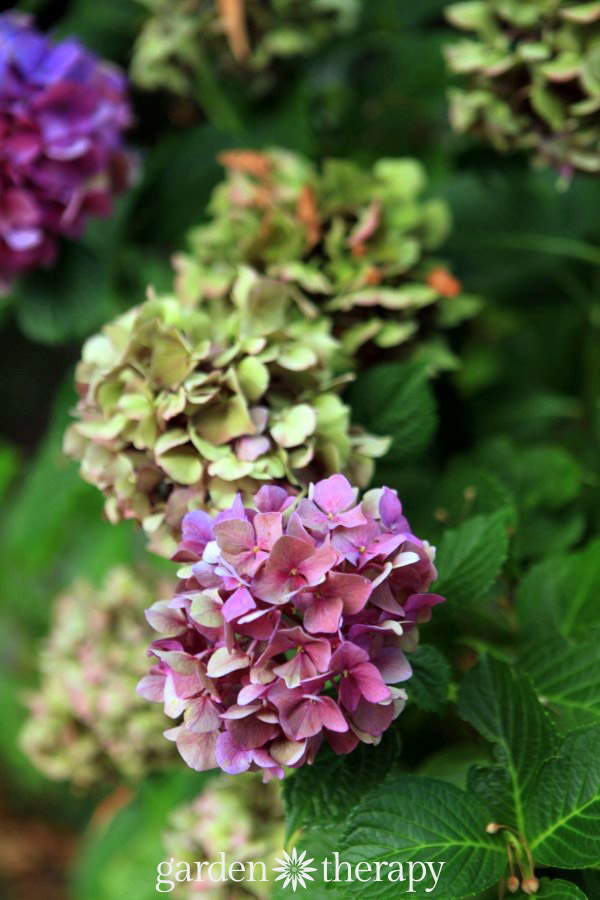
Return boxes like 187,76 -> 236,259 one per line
20,568 -> 175,788
163,773 -> 284,898
176,148 -> 479,361
445,0 -> 600,175
131,0 -> 360,99
64,273 -> 388,557
138,475 -> 443,779
0,12 -> 131,292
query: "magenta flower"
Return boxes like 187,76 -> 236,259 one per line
139,476 -> 444,780
0,12 -> 131,291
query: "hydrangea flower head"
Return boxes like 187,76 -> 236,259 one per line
20,567 -> 174,788
131,0 -> 361,99
445,0 -> 600,175
176,148 -> 480,361
0,11 -> 131,291
139,475 -> 444,779
64,272 -> 389,556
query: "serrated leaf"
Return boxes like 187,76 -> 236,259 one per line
458,657 -> 557,833
283,731 -> 401,837
520,632 -> 600,733
338,776 -> 506,899
408,645 -> 451,712
348,361 -> 436,464
516,538 -> 600,638
433,511 -> 509,607
527,726 -> 600,868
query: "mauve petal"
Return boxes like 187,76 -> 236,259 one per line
353,662 -> 391,704
336,505 -> 368,529
374,647 -> 413,683
254,485 -> 295,513
176,728 -> 217,772
318,696 -> 349,733
136,674 -> 165,702
304,596 -> 343,634
313,474 -> 356,513
327,729 -> 360,755
286,699 -> 326,740
222,586 -> 255,622
185,696 -> 222,734
253,512 -> 283,550
214,518 -> 254,555
296,498 -> 329,532
226,715 -> 278,750
298,543 -> 338,585
352,698 -> 395,736
215,732 -> 252,774
339,675 -> 362,711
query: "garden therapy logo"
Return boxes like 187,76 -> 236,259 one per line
156,850 -> 445,892
273,847 -> 317,891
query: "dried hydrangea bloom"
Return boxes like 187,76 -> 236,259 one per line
163,773 -> 284,898
445,0 -> 600,175
0,12 -> 131,292
138,475 -> 444,779
64,271 -> 389,557
20,568 -> 175,789
176,148 -> 479,359
130,0 -> 360,98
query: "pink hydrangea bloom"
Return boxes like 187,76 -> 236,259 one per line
0,12 -> 131,291
138,474 -> 444,779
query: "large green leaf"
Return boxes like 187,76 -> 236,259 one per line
520,632 -> 600,733
432,511 -> 509,607
408,645 -> 451,712
526,726 -> 600,868
338,776 -> 506,899
457,657 -> 557,833
516,538 -> 600,638
283,731 -> 401,837
348,361 -> 436,464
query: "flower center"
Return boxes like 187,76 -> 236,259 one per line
359,545 -> 366,553
290,567 -> 298,576
252,545 -> 260,553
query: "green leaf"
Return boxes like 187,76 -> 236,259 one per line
338,776 -> 506,899
433,511 -> 509,607
520,632 -> 600,733
458,657 -> 557,833
527,726 -> 600,868
536,879 -> 588,898
408,645 -> 451,712
516,538 -> 600,638
348,361 -> 436,464
283,731 -> 401,837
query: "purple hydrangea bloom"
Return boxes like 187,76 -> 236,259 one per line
0,12 -> 131,291
138,475 -> 445,781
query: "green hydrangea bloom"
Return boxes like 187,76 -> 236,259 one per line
163,773 -> 284,898
20,568 -> 175,789
445,0 -> 600,174
177,148 -> 479,359
130,0 -> 360,97
64,268 -> 388,557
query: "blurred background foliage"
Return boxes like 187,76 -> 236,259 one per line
1,0 -> 600,897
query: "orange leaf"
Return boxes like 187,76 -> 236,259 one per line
217,0 -> 250,63
427,267 -> 462,297
218,149 -> 272,180
296,184 -> 321,249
